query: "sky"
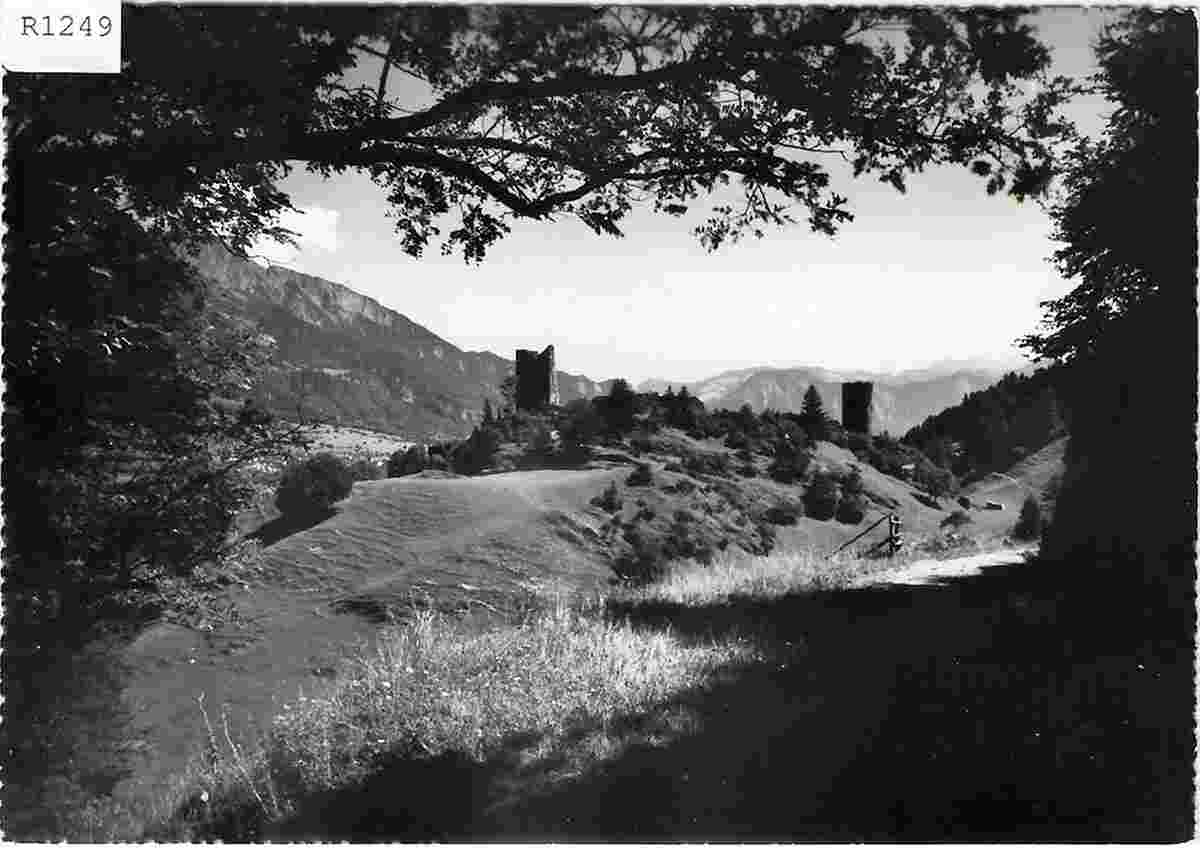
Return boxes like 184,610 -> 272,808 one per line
251,7 -> 1117,385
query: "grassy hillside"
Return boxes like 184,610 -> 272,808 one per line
25,412 -> 1055,841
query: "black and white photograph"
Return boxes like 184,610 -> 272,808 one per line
3,4 -> 1196,841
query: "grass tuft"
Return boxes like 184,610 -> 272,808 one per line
165,597 -> 759,838
628,549 -> 900,607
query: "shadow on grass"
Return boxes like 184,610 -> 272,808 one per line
213,555 -> 1195,842
247,507 -> 336,547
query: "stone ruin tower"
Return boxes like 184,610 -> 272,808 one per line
514,345 -> 560,410
841,381 -> 874,435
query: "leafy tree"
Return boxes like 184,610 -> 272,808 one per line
482,398 -> 495,425
769,438 -> 812,484
602,379 -> 637,434
804,471 -> 842,521
1022,12 -> 1195,365
836,493 -> 868,525
1018,11 -> 1197,608
19,8 -> 1072,263
672,386 -> 699,430
800,385 -> 831,442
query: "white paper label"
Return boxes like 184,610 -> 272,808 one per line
1,0 -> 121,73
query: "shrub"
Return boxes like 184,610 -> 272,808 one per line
664,478 -> 696,495
940,509 -> 973,530
846,431 -> 872,456
591,481 -> 623,513
629,433 -> 655,455
559,398 -> 604,446
1013,495 -> 1043,540
957,495 -> 973,510
915,461 -> 957,498
803,471 -> 841,521
451,426 -> 500,474
840,468 -> 865,497
835,493 -> 867,524
683,451 -> 730,478
275,453 -> 353,516
387,445 -> 425,477
769,442 -> 812,484
737,462 -> 757,478
665,517 -> 717,565
626,463 -> 654,487
524,423 -> 554,455
614,525 -> 668,584
347,457 -> 383,482
763,502 -> 804,525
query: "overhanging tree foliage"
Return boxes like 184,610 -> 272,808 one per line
1022,10 -> 1197,364
17,7 -> 1073,262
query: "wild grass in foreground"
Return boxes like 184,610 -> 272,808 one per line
157,598 -> 760,839
627,549 -> 899,607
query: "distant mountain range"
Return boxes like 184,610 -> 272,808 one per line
637,362 -> 1029,436
193,245 -> 1028,439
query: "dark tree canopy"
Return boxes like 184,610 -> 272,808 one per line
14,6 -> 1073,264
1022,10 -> 1197,362
1018,11 -> 1197,609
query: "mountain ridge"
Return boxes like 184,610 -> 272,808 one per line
636,363 -> 1025,436
193,245 -> 605,438
194,245 -> 1030,440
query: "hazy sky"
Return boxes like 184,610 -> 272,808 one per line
252,8 -> 1116,384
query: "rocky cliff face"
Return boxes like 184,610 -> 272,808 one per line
191,245 -> 601,438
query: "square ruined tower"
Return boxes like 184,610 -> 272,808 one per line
515,345 -> 560,410
842,381 -> 874,435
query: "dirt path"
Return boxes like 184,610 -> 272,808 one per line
852,546 -> 1036,587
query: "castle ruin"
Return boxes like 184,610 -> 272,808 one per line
841,381 -> 874,435
515,345 -> 560,410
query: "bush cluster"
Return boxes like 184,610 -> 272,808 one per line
591,481 -> 623,514
763,502 -> 804,525
1013,495 -> 1043,540
767,438 -> 812,484
275,453 -> 354,516
682,451 -> 731,478
848,432 -> 959,497
940,509 -> 973,530
626,463 -> 654,487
